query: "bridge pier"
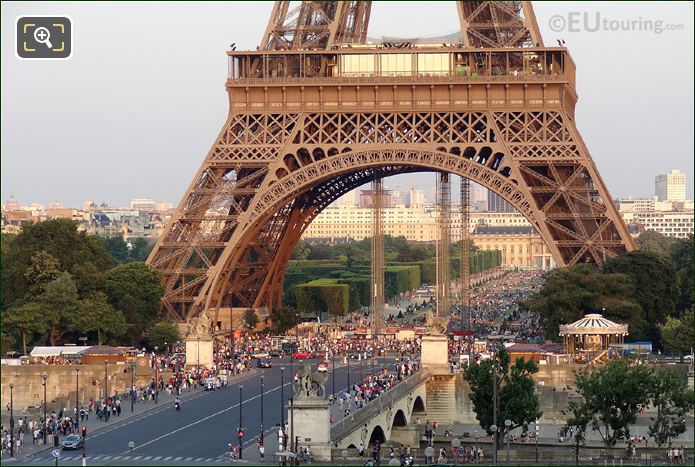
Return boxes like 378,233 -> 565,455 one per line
185,334 -> 213,369
289,398 -> 332,461
420,335 -> 449,375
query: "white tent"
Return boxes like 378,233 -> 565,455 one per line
30,346 -> 91,357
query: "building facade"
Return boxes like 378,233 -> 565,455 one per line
655,169 -> 686,202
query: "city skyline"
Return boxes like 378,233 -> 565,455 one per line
2,2 -> 694,208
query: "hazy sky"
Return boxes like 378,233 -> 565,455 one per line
2,1 -> 693,208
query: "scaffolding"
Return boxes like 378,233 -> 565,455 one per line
460,177 -> 471,330
371,177 -> 385,334
436,173 -> 451,318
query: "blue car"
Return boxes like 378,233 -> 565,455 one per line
62,434 -> 84,450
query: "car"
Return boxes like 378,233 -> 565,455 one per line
257,358 -> 272,368
253,351 -> 270,359
312,351 -> 326,359
317,361 -> 329,373
204,377 -> 217,391
269,350 -> 281,358
292,351 -> 312,359
62,435 -> 84,450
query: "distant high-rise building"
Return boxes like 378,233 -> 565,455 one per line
655,169 -> 686,202
48,201 -> 64,209
487,190 -> 514,212
157,202 -> 174,212
4,195 -> 20,211
130,198 -> 157,211
409,187 -> 425,208
391,188 -> 404,206
359,189 -> 393,208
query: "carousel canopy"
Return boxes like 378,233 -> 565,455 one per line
558,313 -> 628,337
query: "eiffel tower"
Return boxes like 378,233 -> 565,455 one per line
147,1 -> 636,333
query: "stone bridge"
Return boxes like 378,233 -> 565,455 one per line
330,369 -> 435,449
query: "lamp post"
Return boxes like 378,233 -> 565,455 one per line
128,441 -> 135,465
492,355 -> 498,465
290,396 -> 295,463
332,353 -> 336,403
75,365 -> 80,425
9,383 -> 14,457
196,337 -> 200,369
238,385 -> 244,460
260,376 -> 264,446
130,360 -> 135,413
154,347 -> 159,404
280,367 -> 285,429
347,352 -> 351,391
104,359 -> 109,422
490,424 -> 498,465
42,373 -> 48,445
504,419 -> 512,464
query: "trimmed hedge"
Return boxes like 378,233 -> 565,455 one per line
295,279 -> 349,316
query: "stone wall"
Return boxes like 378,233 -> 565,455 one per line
0,363 -> 161,412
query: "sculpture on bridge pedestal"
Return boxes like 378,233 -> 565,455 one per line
294,364 -> 328,399
425,311 -> 449,335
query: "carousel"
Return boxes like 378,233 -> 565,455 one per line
559,313 -> 628,357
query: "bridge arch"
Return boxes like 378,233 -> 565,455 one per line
391,409 -> 408,429
368,425 -> 386,447
412,395 -> 426,414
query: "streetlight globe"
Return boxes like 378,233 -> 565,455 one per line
490,424 -> 498,433
505,419 -> 512,427
9,383 -> 13,389
42,373 -> 47,380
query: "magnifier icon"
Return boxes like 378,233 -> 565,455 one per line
33,27 -> 53,49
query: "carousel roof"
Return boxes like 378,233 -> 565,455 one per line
558,313 -> 628,336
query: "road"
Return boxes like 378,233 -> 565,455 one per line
10,357 -> 396,466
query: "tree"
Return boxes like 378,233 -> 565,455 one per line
0,333 -> 15,354
270,307 -> 301,334
147,322 -> 181,350
24,251 -> 61,296
243,309 -> 259,331
464,347 -> 542,445
2,219 -> 112,306
521,264 -> 645,341
670,236 -> 693,313
38,272 -> 82,345
79,292 -> 128,344
564,360 -> 652,448
660,310 -> 694,359
3,302 -> 48,354
603,251 -> 679,345
105,262 -> 163,329
71,262 -> 107,299
291,240 -> 311,260
636,231 -> 674,256
128,238 -> 154,262
648,369 -> 694,451
119,294 -> 144,345
98,237 -> 130,264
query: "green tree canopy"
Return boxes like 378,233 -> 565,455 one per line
648,368 -> 694,449
39,272 -> 82,346
147,322 -> 181,350
243,309 -> 259,331
660,310 -> 694,358
270,307 -> 300,334
636,231 -> 674,256
3,302 -> 48,355
24,251 -> 61,296
2,219 -> 112,307
464,347 -> 542,443
79,292 -> 128,344
603,251 -> 679,344
521,263 -> 645,341
564,360 -> 653,447
670,235 -> 693,313
105,262 -> 163,330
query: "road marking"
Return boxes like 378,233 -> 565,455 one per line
174,456 -> 183,460
184,457 -> 194,461
163,456 -> 173,460
153,456 -> 162,460
122,381 -> 292,454
142,455 -> 152,460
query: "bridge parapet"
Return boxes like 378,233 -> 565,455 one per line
330,369 -> 431,443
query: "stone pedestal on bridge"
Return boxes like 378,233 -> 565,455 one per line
289,398 -> 332,461
420,334 -> 449,375
185,334 -> 213,369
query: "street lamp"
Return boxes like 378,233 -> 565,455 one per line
260,376 -> 265,446
238,385 -> 244,460
75,365 -> 80,425
104,359 -> 109,422
534,419 -> 539,463
332,353 -> 336,403
9,383 -> 14,457
42,373 -> 48,445
154,347 -> 159,404
195,337 -> 200,369
130,360 -> 136,413
490,424 -> 498,465
280,367 -> 285,429
504,419 -> 512,463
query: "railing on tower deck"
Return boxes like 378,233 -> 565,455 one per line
330,368 -> 431,443
227,47 -> 576,91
